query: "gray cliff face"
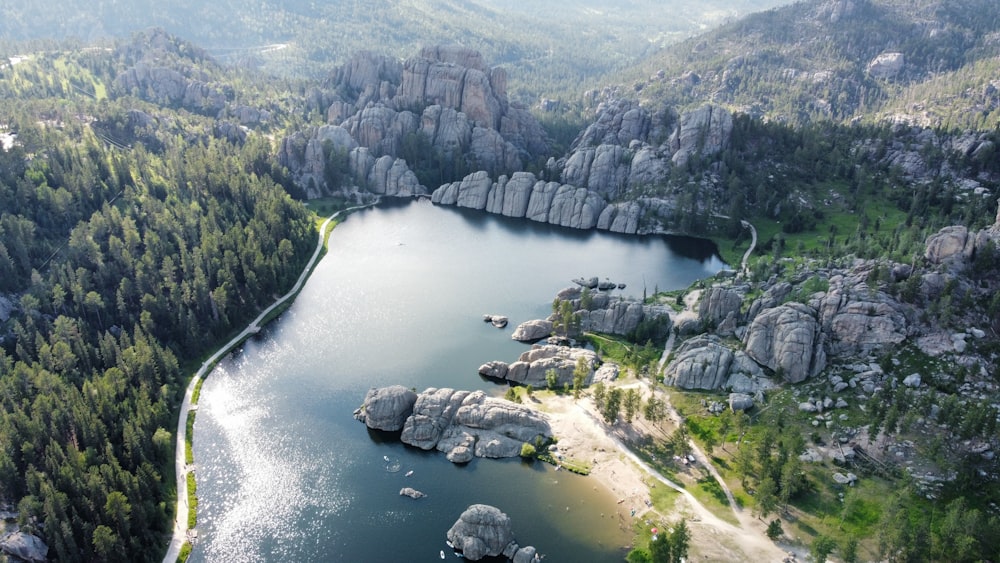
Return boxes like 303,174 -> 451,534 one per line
667,104 -> 734,168
433,171 -> 608,230
922,222 -> 1000,273
277,125 -> 423,199
357,387 -> 552,463
743,302 -> 826,384
432,101 -> 734,234
551,286 -> 672,338
698,287 -> 744,328
281,46 -> 551,198
114,63 -> 230,114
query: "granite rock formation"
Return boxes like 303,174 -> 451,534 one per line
357,387 -> 552,463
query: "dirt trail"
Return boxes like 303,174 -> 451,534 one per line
543,394 -> 788,561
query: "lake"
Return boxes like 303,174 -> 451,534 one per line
189,199 -> 725,562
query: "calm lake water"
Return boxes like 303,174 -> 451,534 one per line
189,199 -> 725,562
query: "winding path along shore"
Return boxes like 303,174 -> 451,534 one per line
162,201 -> 376,563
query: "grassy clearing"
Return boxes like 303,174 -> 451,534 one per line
584,332 -> 663,374
303,196 -> 350,221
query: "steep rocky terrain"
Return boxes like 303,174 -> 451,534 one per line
277,46 -> 549,199
624,0 -> 1000,128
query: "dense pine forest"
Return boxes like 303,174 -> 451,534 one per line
0,48 -> 317,558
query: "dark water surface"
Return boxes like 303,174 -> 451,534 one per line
189,199 -> 724,562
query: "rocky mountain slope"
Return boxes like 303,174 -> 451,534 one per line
622,0 -> 1000,128
1,0 -> 791,100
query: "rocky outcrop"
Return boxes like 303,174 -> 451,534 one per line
698,287 -> 743,328
426,99 -> 734,234
500,345 -> 598,388
111,30 -> 232,114
280,46 -> 552,198
353,385 -> 418,431
355,387 -> 551,462
400,487 -> 426,499
668,104 -> 733,167
510,319 -> 553,342
446,504 -> 518,561
663,335 -> 770,391
433,171 -> 608,230
0,532 -> 48,563
514,286 -> 671,340
814,272 -> 908,357
578,299 -> 671,338
867,52 -> 905,79
743,302 -> 826,383
924,225 -> 976,269
277,126 -> 424,199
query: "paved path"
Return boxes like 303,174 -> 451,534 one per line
740,219 -> 757,275
162,201 -> 376,563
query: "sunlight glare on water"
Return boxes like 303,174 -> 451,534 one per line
190,200 -> 724,562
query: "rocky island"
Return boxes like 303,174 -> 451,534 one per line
354,385 -> 552,463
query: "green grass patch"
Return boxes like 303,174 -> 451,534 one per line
191,377 -> 204,405
303,196 -> 351,219
177,541 -> 192,563
185,411 -> 196,465
538,452 -> 591,475
647,477 -> 681,513
709,235 -> 750,268
689,476 -> 738,525
186,472 -> 197,529
585,333 -> 663,371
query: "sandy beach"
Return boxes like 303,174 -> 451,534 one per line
540,390 -> 791,562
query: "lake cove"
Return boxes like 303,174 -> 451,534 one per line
188,198 -> 724,562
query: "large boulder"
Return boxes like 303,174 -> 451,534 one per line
400,388 -> 472,449
0,532 -> 48,563
354,385 -> 418,431
664,335 -> 767,391
743,302 -> 826,383
867,52 -> 905,79
924,225 -> 975,270
698,286 -> 743,327
511,319 -> 553,342
663,335 -> 735,390
446,504 -> 517,561
816,285 -> 907,356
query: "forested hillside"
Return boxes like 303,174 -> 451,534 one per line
0,41 -> 316,560
620,0 -> 1000,128
0,0 -> 792,103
